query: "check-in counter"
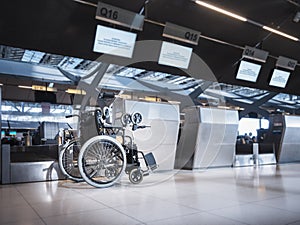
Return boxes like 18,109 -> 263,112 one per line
257,143 -> 276,165
234,143 -> 254,167
1,144 -> 64,184
234,143 -> 276,167
176,106 -> 239,169
278,115 -> 300,163
234,113 -> 280,167
112,98 -> 180,171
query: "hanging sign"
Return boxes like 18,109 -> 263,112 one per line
242,46 -> 269,63
96,2 -> 144,31
163,22 -> 201,45
276,56 -> 297,71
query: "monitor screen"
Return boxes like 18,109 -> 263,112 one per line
9,131 -> 17,136
236,60 -> 262,82
158,41 -> 192,69
93,25 -> 137,58
269,69 -> 290,88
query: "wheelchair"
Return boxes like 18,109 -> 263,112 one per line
58,110 -> 100,182
59,108 -> 158,188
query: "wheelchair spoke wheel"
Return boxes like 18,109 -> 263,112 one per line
78,136 -> 126,188
129,168 -> 143,184
59,139 -> 83,182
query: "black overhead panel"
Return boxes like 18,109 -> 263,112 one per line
0,0 -> 99,58
0,0 -> 300,95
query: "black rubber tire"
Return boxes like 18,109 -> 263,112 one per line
78,136 -> 126,188
58,139 -> 83,182
129,168 -> 143,184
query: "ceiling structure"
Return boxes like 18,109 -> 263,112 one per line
1,0 -> 300,117
1,44 -> 300,118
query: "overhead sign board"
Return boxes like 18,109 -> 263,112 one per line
163,22 -> 201,45
158,41 -> 193,69
236,60 -> 262,82
276,56 -> 297,71
242,46 -> 269,63
96,2 -> 144,31
93,25 -> 137,58
269,69 -> 290,88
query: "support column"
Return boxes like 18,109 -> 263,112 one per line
1,144 -> 11,184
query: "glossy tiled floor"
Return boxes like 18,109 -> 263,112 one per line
1,163 -> 300,225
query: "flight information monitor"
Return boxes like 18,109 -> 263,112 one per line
158,41 -> 192,69
236,60 -> 262,82
269,69 -> 291,88
93,25 -> 137,58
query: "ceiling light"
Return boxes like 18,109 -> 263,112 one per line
194,0 -> 299,42
66,89 -> 86,95
18,85 -> 32,89
32,85 -> 47,91
195,0 -> 247,22
32,85 -> 57,92
262,26 -> 299,41
217,105 -> 231,109
18,85 -> 57,92
45,87 -> 57,92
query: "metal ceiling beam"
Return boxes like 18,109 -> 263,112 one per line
230,92 -> 278,118
189,81 -> 213,99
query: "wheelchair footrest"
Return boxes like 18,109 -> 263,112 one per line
142,171 -> 150,176
144,152 -> 158,171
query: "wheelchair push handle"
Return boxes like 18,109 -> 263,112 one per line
65,110 -> 96,119
65,114 -> 80,119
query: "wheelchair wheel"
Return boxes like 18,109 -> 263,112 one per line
129,168 -> 143,184
78,136 -> 126,188
58,139 -> 83,182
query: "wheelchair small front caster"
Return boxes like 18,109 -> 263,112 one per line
129,168 -> 143,184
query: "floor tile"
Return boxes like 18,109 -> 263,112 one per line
0,190 -> 28,208
115,199 -> 199,223
255,194 -> 300,213
85,189 -> 157,208
287,220 -> 300,225
2,163 -> 300,225
2,218 -> 46,225
31,195 -> 107,217
210,204 -> 300,225
20,188 -> 81,205
165,192 -> 244,211
0,205 -> 39,224
146,211 -> 249,225
43,208 -> 141,225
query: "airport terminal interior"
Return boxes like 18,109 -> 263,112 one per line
1,0 -> 300,224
